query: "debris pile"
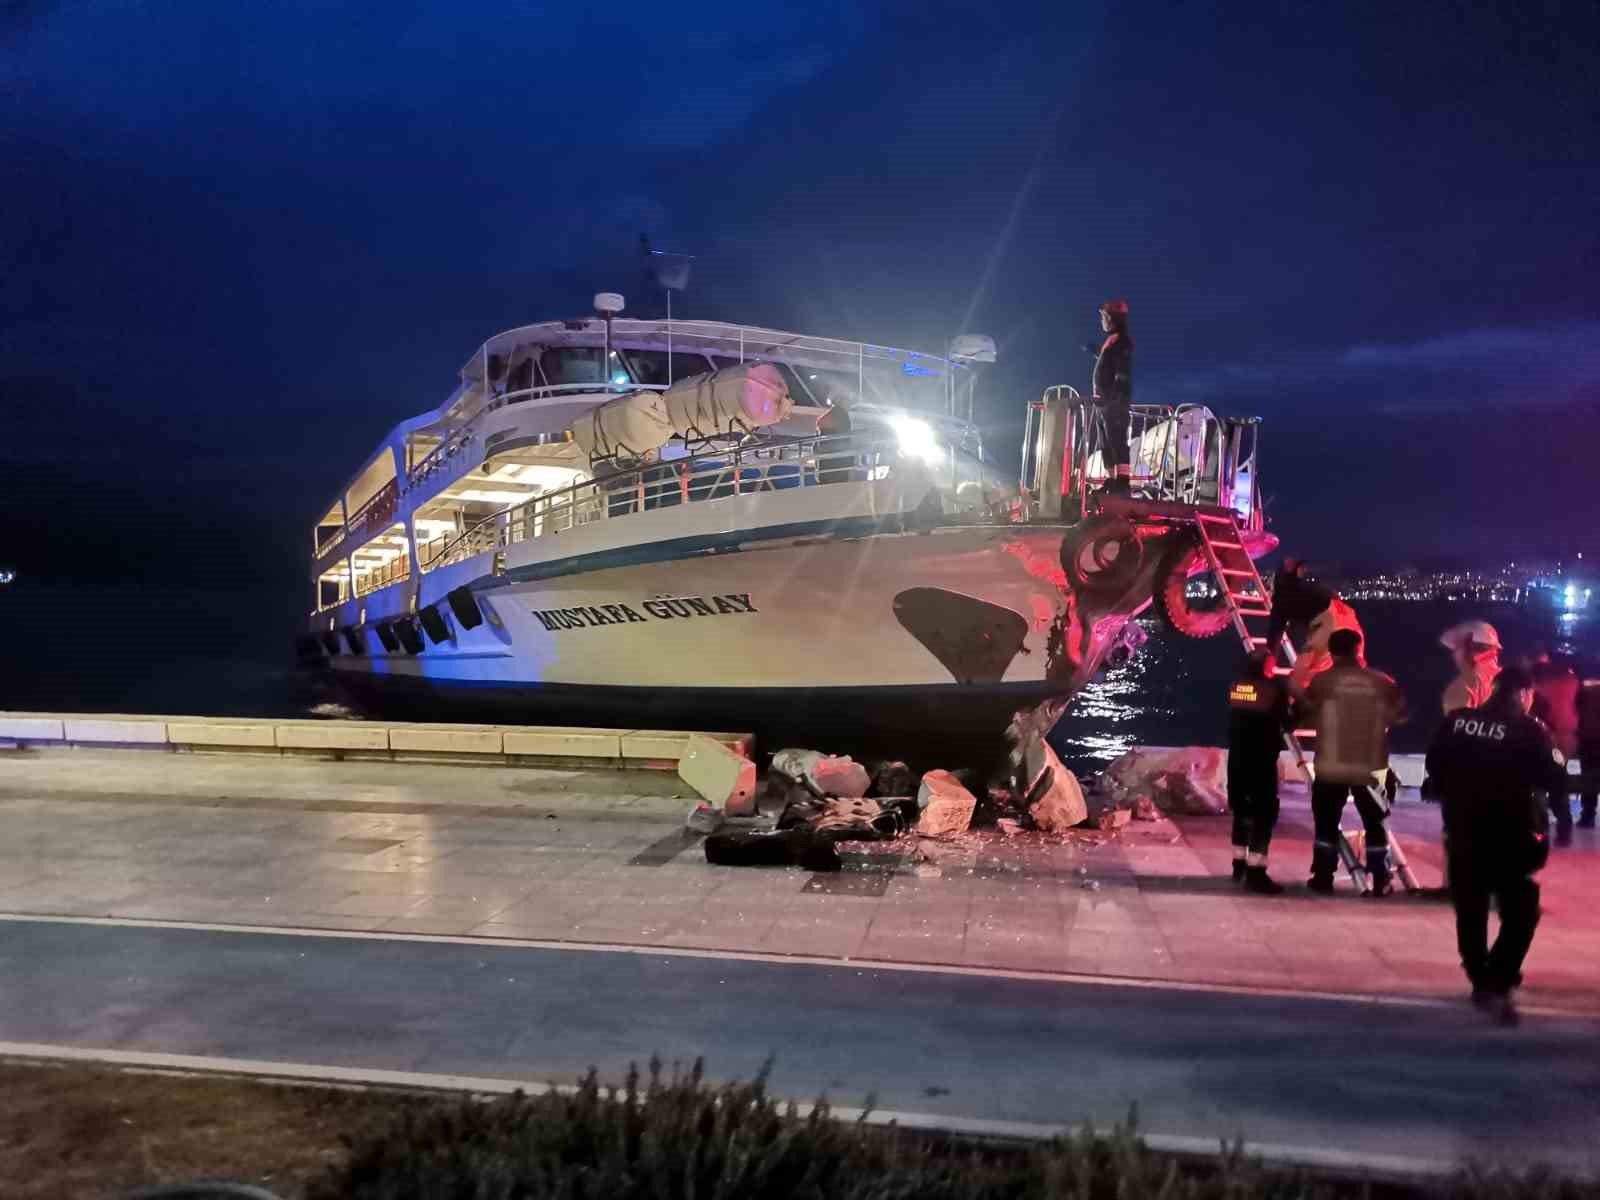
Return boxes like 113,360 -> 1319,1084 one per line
683,727 -> 1216,872
1098,746 -> 1229,816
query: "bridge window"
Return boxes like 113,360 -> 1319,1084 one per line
620,349 -> 714,386
538,347 -> 636,386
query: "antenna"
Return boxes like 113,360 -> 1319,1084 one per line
595,293 -> 625,386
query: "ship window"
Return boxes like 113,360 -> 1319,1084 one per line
314,502 -> 344,553
620,349 -> 712,386
538,347 -> 603,384
539,347 -> 633,386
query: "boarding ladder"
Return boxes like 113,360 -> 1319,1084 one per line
1191,511 -> 1419,894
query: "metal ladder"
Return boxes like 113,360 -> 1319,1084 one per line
1192,511 -> 1418,894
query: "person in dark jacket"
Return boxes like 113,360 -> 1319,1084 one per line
1090,299 -> 1133,494
1426,665 -> 1568,1026
1531,657 -> 1580,844
1227,648 -> 1293,894
1579,677 -> 1600,829
1268,558 -> 1364,691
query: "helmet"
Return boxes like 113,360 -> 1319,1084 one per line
1099,299 -> 1130,317
1439,620 -> 1502,653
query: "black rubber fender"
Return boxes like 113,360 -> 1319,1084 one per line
1152,535 -> 1233,639
1059,516 -> 1144,598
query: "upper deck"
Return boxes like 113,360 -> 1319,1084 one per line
306,317 -> 994,611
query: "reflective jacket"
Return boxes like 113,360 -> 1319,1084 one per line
1307,661 -> 1405,785
1228,673 -> 1292,765
1426,694 -> 1566,864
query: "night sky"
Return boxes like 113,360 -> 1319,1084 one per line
4,0 -> 1597,629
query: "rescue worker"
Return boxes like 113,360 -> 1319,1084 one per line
1090,299 -> 1133,494
1267,559 -> 1363,691
1439,621 -> 1502,712
1227,648 -> 1292,894
1576,675 -> 1600,829
1531,657 -> 1580,845
1426,665 -> 1566,1026
1304,628 -> 1407,895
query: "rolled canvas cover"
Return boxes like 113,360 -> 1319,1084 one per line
571,391 -> 673,458
663,363 -> 792,440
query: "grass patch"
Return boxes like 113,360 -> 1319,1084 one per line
2,1057 -> 1595,1200
0,1060 -> 415,1199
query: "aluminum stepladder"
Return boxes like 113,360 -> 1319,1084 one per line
1191,510 -> 1419,894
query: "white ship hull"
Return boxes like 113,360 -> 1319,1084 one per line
325,523 -> 1150,746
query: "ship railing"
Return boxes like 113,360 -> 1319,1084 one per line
474,319 -> 959,387
352,553 -> 411,599
418,431 -> 986,574
404,383 -> 667,494
1025,387 -> 1263,530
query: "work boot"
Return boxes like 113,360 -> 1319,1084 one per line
1471,988 -> 1520,1027
1578,810 -> 1596,830
1232,858 -> 1247,883
1244,866 -> 1284,895
1306,875 -> 1335,895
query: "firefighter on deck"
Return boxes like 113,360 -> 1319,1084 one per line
1090,299 -> 1133,494
1303,628 -> 1407,896
1227,649 -> 1292,894
1426,665 -> 1566,1027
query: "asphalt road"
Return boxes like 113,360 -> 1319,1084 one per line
3,916 -> 1597,1174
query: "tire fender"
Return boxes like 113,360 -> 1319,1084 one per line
1153,535 -> 1233,639
1059,516 -> 1144,598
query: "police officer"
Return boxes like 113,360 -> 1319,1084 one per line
1425,665 -> 1567,1026
1090,299 -> 1133,494
1227,648 -> 1291,894
1302,628 -> 1407,896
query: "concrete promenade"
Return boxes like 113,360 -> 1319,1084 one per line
1,749 -> 1597,1171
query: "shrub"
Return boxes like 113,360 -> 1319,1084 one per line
308,1059 -> 1594,1200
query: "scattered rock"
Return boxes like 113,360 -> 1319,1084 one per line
1023,739 -> 1089,832
996,817 -> 1024,837
1132,795 -> 1159,821
915,770 -> 978,838
868,760 -> 917,798
771,748 -> 871,798
913,863 -> 943,879
1101,746 -> 1228,816
1096,808 -> 1131,831
678,734 -> 758,815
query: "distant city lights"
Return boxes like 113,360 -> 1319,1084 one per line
1339,560 -> 1593,612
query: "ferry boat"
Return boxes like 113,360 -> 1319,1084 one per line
299,298 -> 1275,747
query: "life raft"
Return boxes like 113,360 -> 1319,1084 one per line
1152,535 -> 1232,639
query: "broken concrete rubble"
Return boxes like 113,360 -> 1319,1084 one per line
678,733 -> 757,815
915,770 -> 978,838
1023,738 -> 1089,832
1101,746 -> 1228,816
770,748 -> 871,799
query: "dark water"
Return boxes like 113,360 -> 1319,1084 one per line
2,583 -> 1593,766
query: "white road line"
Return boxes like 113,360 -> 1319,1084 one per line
0,1040 -> 1466,1180
0,910 -> 1594,1021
